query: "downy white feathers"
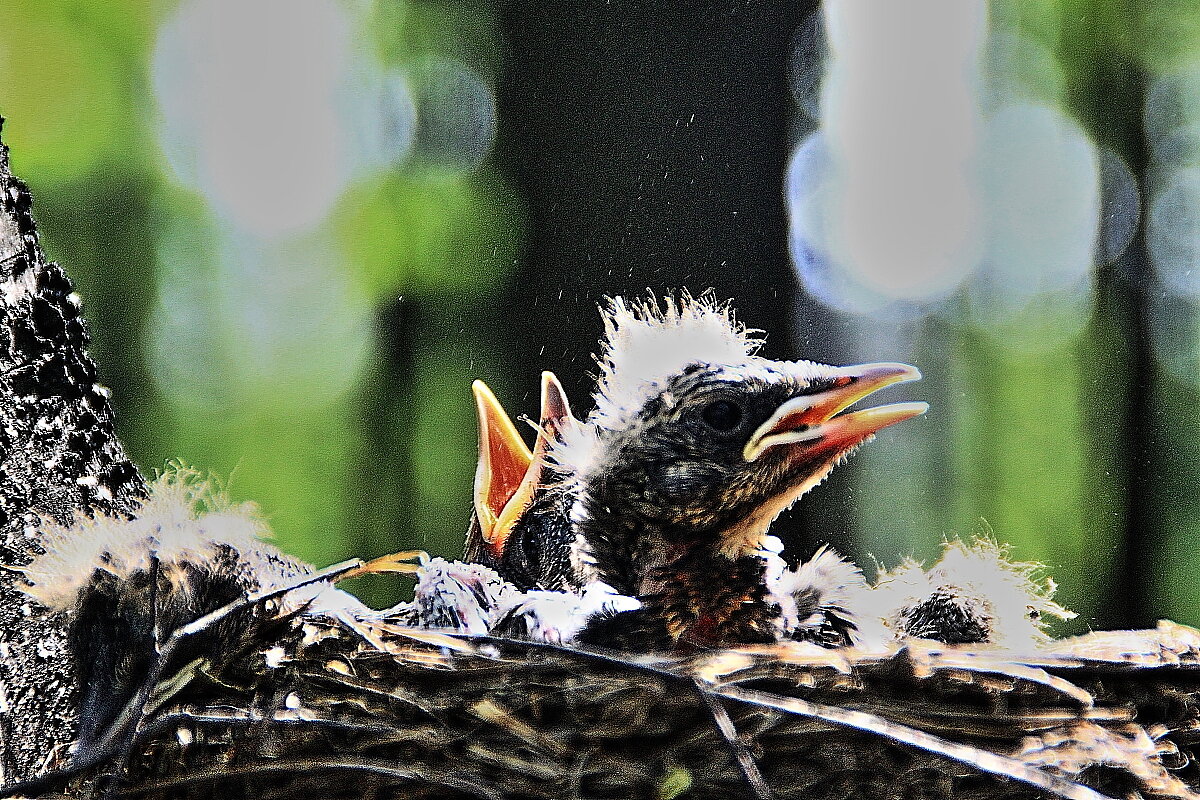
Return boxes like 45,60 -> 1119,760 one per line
554,295 -> 760,481
869,536 -> 1075,651
19,465 -> 297,611
590,294 -> 762,429
555,293 -> 830,483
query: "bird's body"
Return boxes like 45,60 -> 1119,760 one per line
576,535 -> 789,649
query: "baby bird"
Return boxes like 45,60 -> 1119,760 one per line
446,372 -> 639,642
868,536 -> 1075,652
547,295 -> 928,650
18,466 -> 367,760
465,372 -> 580,592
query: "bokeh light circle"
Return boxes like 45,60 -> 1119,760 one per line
960,102 -> 1100,349
1148,166 -> 1200,299
152,0 -> 370,237
408,57 -> 498,170
147,211 -> 371,412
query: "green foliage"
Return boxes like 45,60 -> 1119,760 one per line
657,766 -> 693,800
336,167 -> 523,300
0,0 -> 520,597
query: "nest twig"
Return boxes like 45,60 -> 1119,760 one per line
13,595 -> 1200,800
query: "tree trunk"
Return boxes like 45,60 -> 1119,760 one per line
0,118 -> 146,785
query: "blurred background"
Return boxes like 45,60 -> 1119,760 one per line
0,0 -> 1191,631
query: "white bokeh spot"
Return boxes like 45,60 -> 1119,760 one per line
152,0 -> 413,237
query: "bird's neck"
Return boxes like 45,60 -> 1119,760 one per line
574,487 -> 780,591
637,529 -> 783,647
576,507 -> 784,647
571,509 -> 645,595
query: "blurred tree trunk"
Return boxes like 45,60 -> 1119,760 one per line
1059,0 -> 1154,629
494,0 -> 821,394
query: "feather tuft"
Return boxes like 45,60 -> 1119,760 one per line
779,545 -> 884,646
553,292 -> 762,479
591,292 -> 762,430
19,463 -> 276,610
869,535 -> 1074,651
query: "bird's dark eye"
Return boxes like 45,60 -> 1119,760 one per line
701,399 -> 744,431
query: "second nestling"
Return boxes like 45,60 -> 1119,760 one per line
412,293 -> 1068,652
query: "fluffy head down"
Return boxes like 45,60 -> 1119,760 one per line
781,545 -> 870,617
870,536 -> 1074,651
554,293 -> 766,481
775,544 -> 881,646
591,293 -> 763,430
20,465 -> 277,610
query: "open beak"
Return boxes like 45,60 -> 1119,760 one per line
472,380 -> 533,558
743,362 -> 928,463
470,373 -> 577,559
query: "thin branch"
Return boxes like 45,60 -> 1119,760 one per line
110,757 -> 502,800
695,679 -> 771,800
712,684 -> 1115,800
139,709 -> 412,738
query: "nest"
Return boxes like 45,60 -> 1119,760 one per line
17,568 -> 1200,800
